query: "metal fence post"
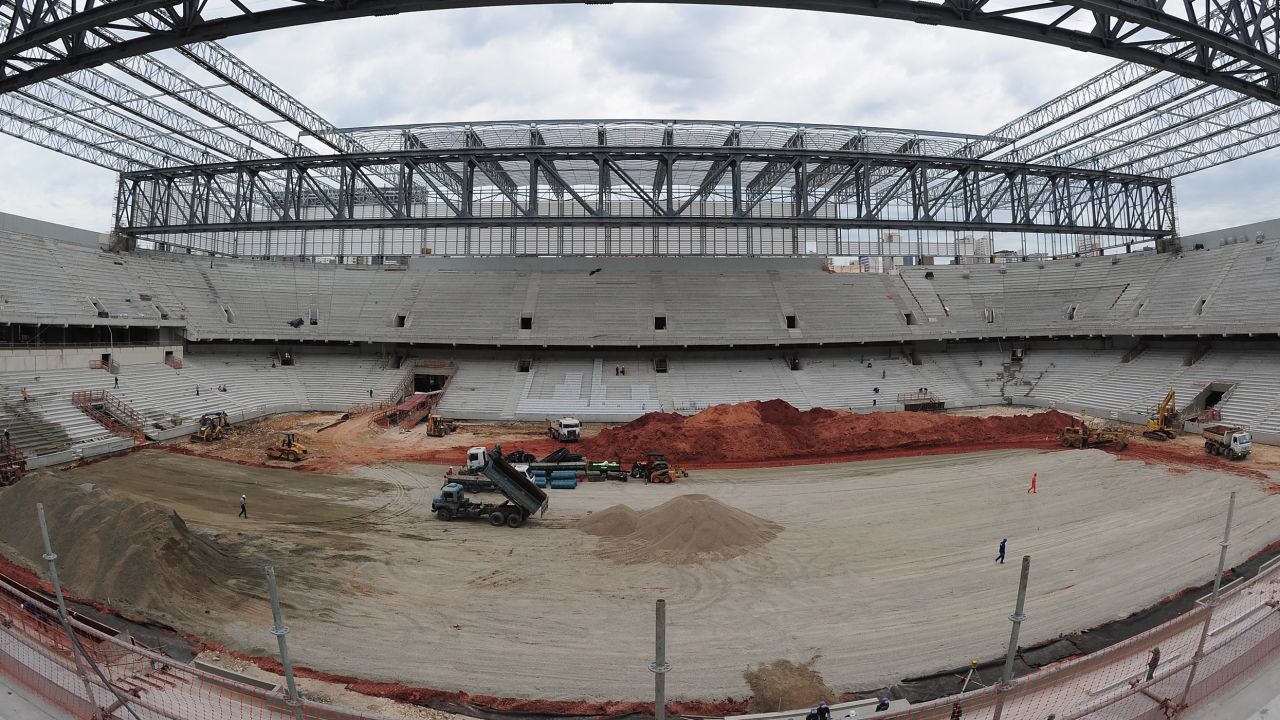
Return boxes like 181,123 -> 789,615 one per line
650,599 -> 670,720
1176,491 -> 1236,711
991,555 -> 1031,720
36,503 -> 102,718
265,566 -> 305,720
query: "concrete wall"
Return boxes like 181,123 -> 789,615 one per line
1180,217 -> 1280,250
0,211 -> 107,249
0,345 -> 183,372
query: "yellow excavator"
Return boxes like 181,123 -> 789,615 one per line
266,432 -> 308,461
1143,387 -> 1178,441
190,411 -> 230,442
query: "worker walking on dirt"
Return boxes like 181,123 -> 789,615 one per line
113,376 -> 119,389
21,387 -> 29,402
1146,646 -> 1160,681
1027,472 -> 1038,493
817,701 -> 831,720
996,538 -> 1007,564
238,494 -> 247,518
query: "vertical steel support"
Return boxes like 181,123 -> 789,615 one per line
265,566 -> 305,720
991,554 -> 1031,720
649,598 -> 670,720
36,503 -> 101,719
1177,491 -> 1236,710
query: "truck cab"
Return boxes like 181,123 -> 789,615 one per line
433,482 -> 467,513
548,417 -> 581,441
1225,429 -> 1252,459
464,446 -> 487,473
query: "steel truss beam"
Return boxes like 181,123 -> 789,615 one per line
969,0 -> 1280,179
115,146 -> 1174,239
2,0 -> 1280,105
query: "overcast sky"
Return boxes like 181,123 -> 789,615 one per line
0,4 -> 1275,236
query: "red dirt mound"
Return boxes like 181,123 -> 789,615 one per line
573,401 -> 1074,465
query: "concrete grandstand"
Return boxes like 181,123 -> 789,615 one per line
4,224 -> 1280,468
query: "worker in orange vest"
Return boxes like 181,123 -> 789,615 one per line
1027,472 -> 1038,493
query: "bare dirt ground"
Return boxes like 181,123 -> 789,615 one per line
27,444 -> 1280,703
163,412 -> 602,474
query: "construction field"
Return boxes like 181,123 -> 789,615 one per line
3,404 -> 1280,705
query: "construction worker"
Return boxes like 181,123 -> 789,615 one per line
1027,472 -> 1038,493
996,538 -> 1007,564
3,428 -> 10,444
113,376 -> 119,389
20,387 -> 29,402
1146,646 -> 1160,681
238,494 -> 247,519
875,697 -> 891,712
817,701 -> 831,720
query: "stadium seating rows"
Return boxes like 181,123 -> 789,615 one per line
6,230 -> 1280,455
4,232 -> 1280,345
0,350 -> 408,455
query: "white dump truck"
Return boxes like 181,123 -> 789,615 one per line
547,417 -> 582,442
1201,424 -> 1252,460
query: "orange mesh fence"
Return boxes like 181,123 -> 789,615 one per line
0,565 -> 1278,720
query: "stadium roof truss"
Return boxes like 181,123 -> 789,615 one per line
3,0 -> 1280,105
115,121 -> 1175,257
0,0 -> 1277,257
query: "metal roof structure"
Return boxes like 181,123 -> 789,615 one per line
1,0 -> 1278,257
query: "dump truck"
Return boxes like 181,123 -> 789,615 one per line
1201,424 -> 1252,460
432,448 -> 549,527
547,417 -> 582,442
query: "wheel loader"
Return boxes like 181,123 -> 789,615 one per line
424,415 -> 458,437
266,432 -> 307,462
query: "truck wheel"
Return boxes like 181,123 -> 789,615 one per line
437,508 -> 453,521
489,512 -> 505,526
1060,437 -> 1072,447
505,513 -> 524,528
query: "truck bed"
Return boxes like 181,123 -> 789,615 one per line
481,451 -> 550,517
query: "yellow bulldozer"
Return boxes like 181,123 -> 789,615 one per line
190,411 -> 230,442
266,432 -> 307,462
1143,387 -> 1178,441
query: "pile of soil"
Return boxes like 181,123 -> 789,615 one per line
0,476 -> 257,624
576,494 -> 781,565
574,400 -> 1074,465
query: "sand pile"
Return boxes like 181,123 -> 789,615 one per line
0,475 -> 257,622
577,494 -> 781,565
576,401 -> 1074,465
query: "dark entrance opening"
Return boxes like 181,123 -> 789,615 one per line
414,374 -> 449,393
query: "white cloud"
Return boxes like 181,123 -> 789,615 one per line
0,4 -> 1271,235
